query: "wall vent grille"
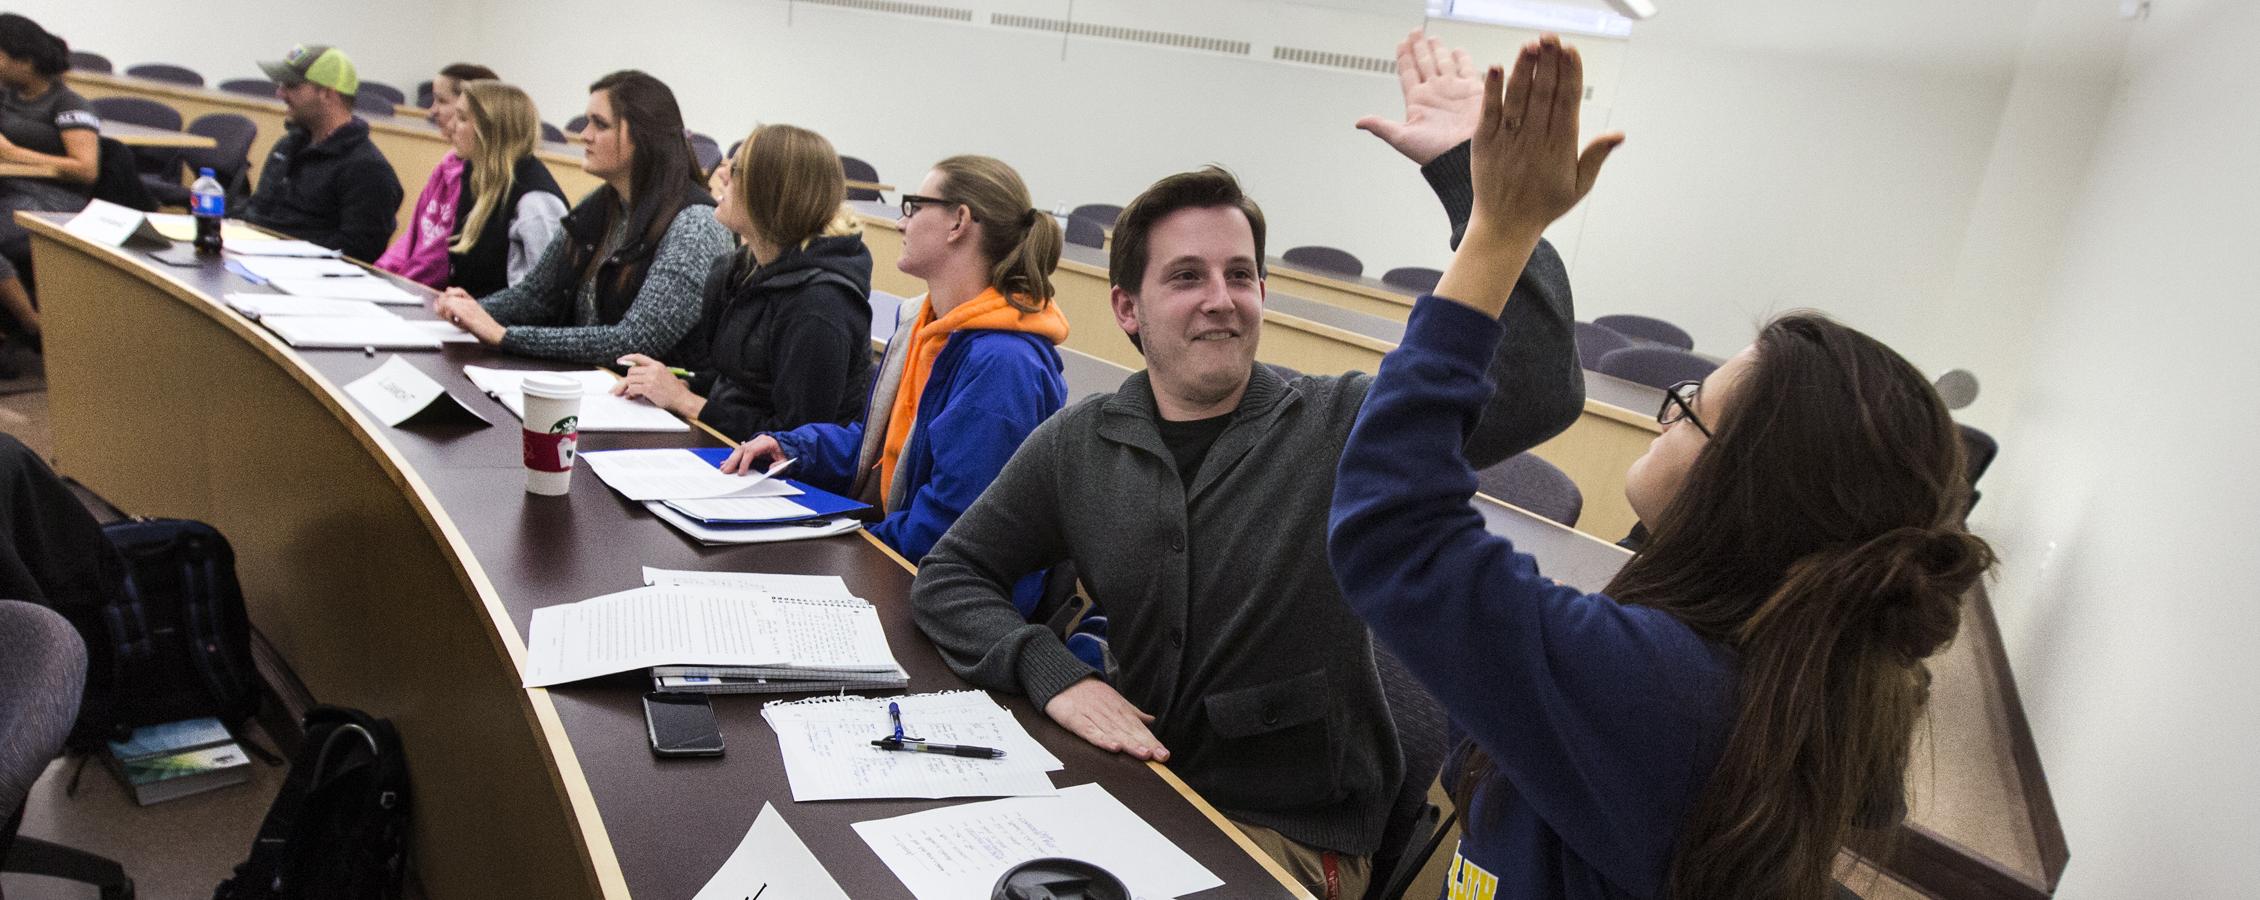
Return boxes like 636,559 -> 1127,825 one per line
990,13 -> 1252,56
1272,46 -> 1396,74
795,0 -> 974,24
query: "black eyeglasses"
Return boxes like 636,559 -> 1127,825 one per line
899,194 -> 967,220
1659,380 -> 1712,437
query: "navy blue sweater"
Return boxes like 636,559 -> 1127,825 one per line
1328,297 -> 1737,899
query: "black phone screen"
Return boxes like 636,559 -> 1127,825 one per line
644,691 -> 724,757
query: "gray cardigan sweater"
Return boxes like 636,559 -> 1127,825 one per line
477,204 -> 730,364
912,145 -> 1585,856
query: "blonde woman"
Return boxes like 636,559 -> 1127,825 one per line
443,80 -> 566,296
616,124 -> 874,441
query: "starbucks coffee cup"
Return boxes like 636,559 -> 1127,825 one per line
520,374 -> 582,496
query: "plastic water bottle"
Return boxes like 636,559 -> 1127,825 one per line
191,168 -> 225,256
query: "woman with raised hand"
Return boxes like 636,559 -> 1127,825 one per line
441,80 -> 566,297
375,63 -> 498,288
613,124 -> 873,441
0,13 -> 97,353
722,155 -> 1067,611
432,70 -> 728,365
1328,35 -> 1992,900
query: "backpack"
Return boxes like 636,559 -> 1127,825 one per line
89,517 -> 261,746
214,706 -> 411,900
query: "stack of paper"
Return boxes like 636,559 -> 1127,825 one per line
644,569 -> 907,693
461,366 -> 688,432
763,692 -> 1059,800
853,783 -> 1223,900
521,586 -> 791,687
225,293 -> 398,319
225,239 -> 340,257
269,275 -> 421,305
579,449 -> 801,501
259,315 -> 443,350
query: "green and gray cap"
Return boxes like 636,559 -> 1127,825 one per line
258,44 -> 359,97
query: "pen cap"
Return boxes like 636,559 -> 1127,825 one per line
990,857 -> 1129,900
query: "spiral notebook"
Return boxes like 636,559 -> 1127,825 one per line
643,568 -> 906,691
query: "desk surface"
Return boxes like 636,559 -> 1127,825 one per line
25,213 -> 1309,900
102,119 -> 218,149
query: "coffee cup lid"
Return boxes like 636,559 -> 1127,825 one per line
521,373 -> 582,400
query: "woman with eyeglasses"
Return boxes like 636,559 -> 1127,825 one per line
1328,36 -> 1992,900
722,155 -> 1068,614
612,124 -> 873,441
432,69 -> 728,364
375,63 -> 498,289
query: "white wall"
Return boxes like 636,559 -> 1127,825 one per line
17,0 -> 473,101
1975,0 -> 2260,895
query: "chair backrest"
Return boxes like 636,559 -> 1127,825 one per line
839,155 -> 881,201
0,600 -> 87,822
1574,320 -> 1632,370
1596,345 -> 1720,391
124,62 -> 204,87
1069,203 -> 1123,228
416,80 -> 434,108
1281,244 -> 1364,278
1593,313 -> 1695,350
563,114 -> 589,135
689,132 -> 723,174
357,80 -> 406,106
68,51 -> 111,73
1064,214 -> 1106,249
1475,452 -> 1583,527
539,121 -> 565,144
352,91 -> 395,117
217,77 -> 276,98
185,113 -> 259,183
1369,646 -> 1449,899
1958,423 -> 1998,487
1381,266 -> 1442,293
89,96 -> 181,131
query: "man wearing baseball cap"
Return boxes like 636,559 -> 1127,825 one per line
242,43 -> 402,262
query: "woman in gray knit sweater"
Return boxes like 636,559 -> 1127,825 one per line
432,70 -> 728,365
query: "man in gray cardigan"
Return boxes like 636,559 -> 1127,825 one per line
914,39 -> 1581,897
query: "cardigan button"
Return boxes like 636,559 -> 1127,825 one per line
1261,707 -> 1279,726
1169,536 -> 1185,552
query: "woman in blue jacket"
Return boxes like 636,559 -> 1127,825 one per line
1328,37 -> 1993,900
724,155 -> 1067,615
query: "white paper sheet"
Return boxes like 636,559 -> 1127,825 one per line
462,366 -> 689,432
399,320 -> 480,343
269,275 -> 421,305
146,213 -> 272,243
691,802 -> 852,900
645,503 -> 861,545
225,293 -> 399,319
662,494 -> 818,523
226,239 -> 343,257
764,692 -> 1061,801
234,256 -> 366,280
578,449 -> 794,501
259,315 -> 443,350
521,586 -> 791,687
343,355 -> 487,426
853,783 -> 1222,900
642,568 -> 855,602
63,199 -> 167,247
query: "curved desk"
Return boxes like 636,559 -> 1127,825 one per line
22,213 -> 1311,900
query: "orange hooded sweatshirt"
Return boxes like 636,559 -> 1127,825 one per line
876,287 -> 1070,504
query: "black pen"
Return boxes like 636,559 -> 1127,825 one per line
871,737 -> 1006,759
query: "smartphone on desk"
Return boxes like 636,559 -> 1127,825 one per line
644,691 -> 723,757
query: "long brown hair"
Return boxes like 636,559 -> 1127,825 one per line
581,70 -> 705,290
730,124 -> 846,260
1454,312 -> 1994,899
931,155 -> 1059,313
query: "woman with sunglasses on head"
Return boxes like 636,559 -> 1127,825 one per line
432,70 -> 728,365
0,13 -> 97,357
439,80 -> 565,297
722,155 -> 1068,612
1328,36 -> 1993,900
612,124 -> 873,441
375,63 -> 499,289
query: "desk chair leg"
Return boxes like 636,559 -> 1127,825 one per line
5,835 -> 135,899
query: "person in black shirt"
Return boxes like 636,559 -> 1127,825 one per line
613,124 -> 874,441
0,13 -> 98,350
243,44 -> 402,262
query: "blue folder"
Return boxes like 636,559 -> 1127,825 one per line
669,448 -> 874,525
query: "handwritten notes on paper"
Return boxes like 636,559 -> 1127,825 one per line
763,692 -> 1059,801
853,783 -> 1223,900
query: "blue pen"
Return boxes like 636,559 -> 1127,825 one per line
871,702 -> 1005,758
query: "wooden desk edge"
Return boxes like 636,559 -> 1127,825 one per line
1271,266 -> 1414,309
21,214 -> 631,899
